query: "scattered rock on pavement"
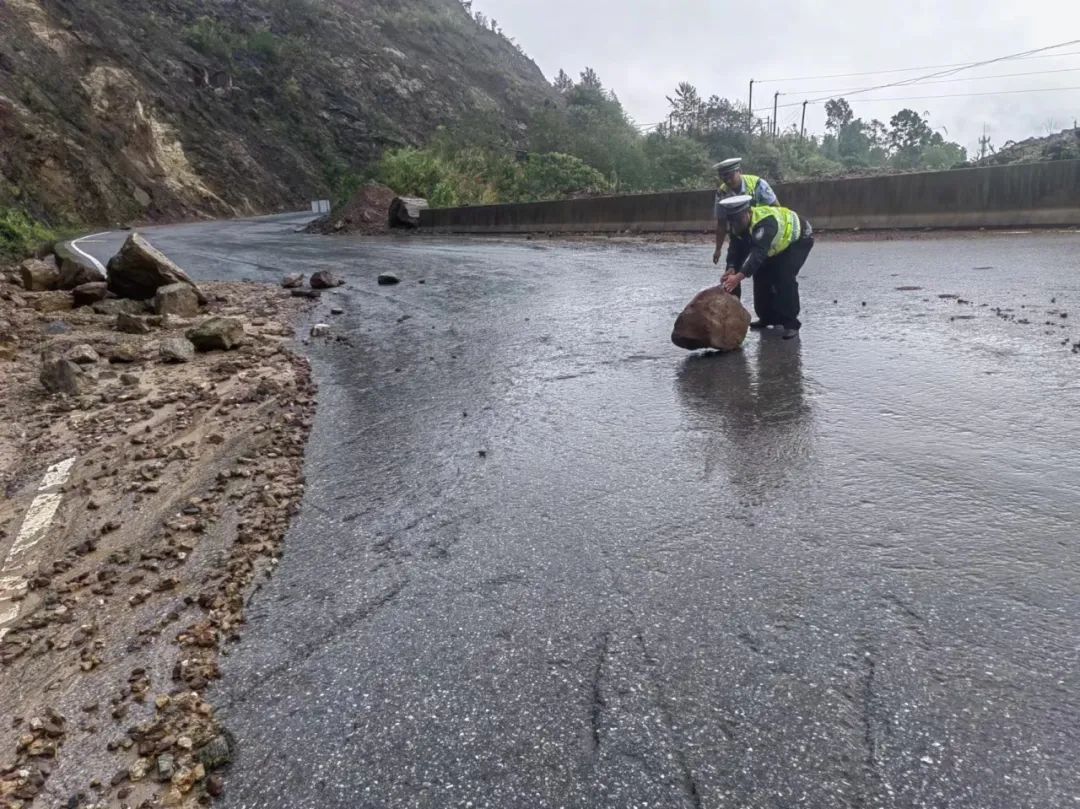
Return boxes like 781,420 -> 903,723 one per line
73,281 -> 109,307
159,337 -> 196,364
671,286 -> 752,352
281,273 -> 305,289
40,357 -> 92,395
377,272 -> 400,286
20,257 -> 60,291
107,232 -> 207,303
94,298 -> 151,316
186,317 -> 246,351
331,306 -> 344,315
310,271 -> 344,289
66,344 -> 100,365
117,311 -> 152,335
310,323 -> 330,338
291,289 -> 320,299
154,282 -> 200,317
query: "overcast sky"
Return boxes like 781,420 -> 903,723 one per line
474,0 -> 1080,155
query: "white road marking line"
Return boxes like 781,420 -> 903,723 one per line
68,232 -> 111,275
0,457 -> 76,640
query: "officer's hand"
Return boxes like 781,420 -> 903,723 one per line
722,272 -> 744,293
712,248 -> 722,265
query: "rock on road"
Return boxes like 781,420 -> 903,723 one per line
82,218 -> 1080,808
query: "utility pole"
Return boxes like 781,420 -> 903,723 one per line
773,91 -> 780,137
978,124 -> 992,161
800,100 -> 808,141
748,79 -> 754,133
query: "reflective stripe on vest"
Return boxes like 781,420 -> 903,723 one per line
719,174 -> 761,200
750,205 -> 800,257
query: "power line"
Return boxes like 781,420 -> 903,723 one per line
800,39 -> 1080,105
788,65 -> 1080,98
754,49 -> 1080,83
757,84 -> 1080,112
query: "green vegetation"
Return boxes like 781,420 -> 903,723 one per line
0,208 -> 56,261
376,69 -> 970,207
182,16 -> 301,67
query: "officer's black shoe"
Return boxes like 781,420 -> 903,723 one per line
781,326 -> 800,340
749,320 -> 769,330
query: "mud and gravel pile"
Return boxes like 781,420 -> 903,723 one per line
0,239 -> 318,808
305,183 -> 397,236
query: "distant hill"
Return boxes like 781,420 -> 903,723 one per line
0,0 -> 556,227
979,127 -> 1080,166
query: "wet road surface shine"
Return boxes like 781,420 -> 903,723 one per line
87,221 -> 1080,807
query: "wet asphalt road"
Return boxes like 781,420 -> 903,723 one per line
84,219 -> 1080,808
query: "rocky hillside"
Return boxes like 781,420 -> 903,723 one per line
0,0 -> 555,229
980,127 -> 1080,166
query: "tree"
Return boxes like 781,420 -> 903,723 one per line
644,134 -> 711,189
666,82 -> 704,136
579,67 -> 603,90
825,98 -> 854,133
553,69 -> 573,93
888,108 -> 933,152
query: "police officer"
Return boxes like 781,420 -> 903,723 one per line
711,157 -> 778,266
718,194 -> 814,340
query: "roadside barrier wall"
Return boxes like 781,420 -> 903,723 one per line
420,160 -> 1080,233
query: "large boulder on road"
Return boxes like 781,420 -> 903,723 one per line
154,283 -> 200,317
54,242 -> 106,289
671,286 -> 751,352
186,317 -> 246,352
20,258 -> 60,291
107,233 -> 206,303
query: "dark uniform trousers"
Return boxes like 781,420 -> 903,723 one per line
733,236 -> 814,329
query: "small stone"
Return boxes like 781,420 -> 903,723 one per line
66,344 -> 99,365
117,312 -> 152,334
20,258 -> 60,291
154,283 -> 200,318
45,320 -> 73,335
290,289 -> 320,299
330,307 -> 344,315
280,273 -> 305,289
72,282 -> 109,308
155,753 -> 175,782
197,734 -> 233,770
377,272 -> 400,286
309,323 -> 330,338
159,337 -> 196,364
206,774 -> 225,797
186,317 -> 246,352
40,358 -> 92,396
108,342 -> 140,364
310,271 -> 344,289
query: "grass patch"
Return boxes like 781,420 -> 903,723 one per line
0,208 -> 57,261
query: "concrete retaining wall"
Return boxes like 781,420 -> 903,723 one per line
420,160 -> 1080,233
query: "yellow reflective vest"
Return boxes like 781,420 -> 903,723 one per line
750,205 -> 801,256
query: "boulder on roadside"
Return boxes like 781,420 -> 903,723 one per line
310,271 -> 344,289
73,282 -> 109,308
30,291 -> 74,313
186,317 -> 245,352
107,233 -> 206,303
671,286 -> 751,352
93,298 -> 150,317
153,283 -> 200,317
41,358 -> 92,396
20,258 -> 60,291
54,242 -> 106,289
116,312 -> 152,335
66,344 -> 100,365
377,272 -> 400,286
281,273 -> 305,289
159,337 -> 195,364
